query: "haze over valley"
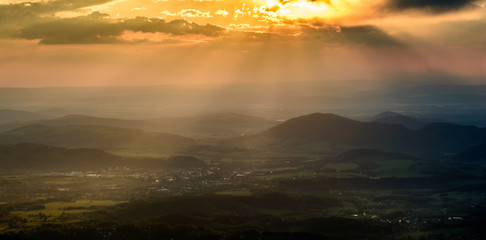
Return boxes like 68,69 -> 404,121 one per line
1,0 -> 486,239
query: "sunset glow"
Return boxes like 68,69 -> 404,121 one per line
0,0 -> 485,87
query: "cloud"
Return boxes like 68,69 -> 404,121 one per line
219,23 -> 403,48
178,9 -> 212,18
214,9 -> 229,17
160,9 -> 213,18
17,12 -> 224,44
385,0 -> 479,13
0,0 -> 114,37
0,0 -> 114,16
300,25 -> 403,47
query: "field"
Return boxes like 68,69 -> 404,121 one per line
0,150 -> 485,239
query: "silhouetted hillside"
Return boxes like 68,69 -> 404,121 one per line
454,143 -> 486,162
373,115 -> 427,130
371,111 -> 403,121
0,143 -> 118,170
232,113 -> 486,158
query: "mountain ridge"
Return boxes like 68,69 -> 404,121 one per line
231,112 -> 486,158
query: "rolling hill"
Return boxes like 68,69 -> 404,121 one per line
0,124 -> 196,156
0,143 -> 119,170
0,143 -> 207,170
370,111 -> 452,130
231,113 -> 486,158
372,113 -> 427,130
0,112 -> 277,138
453,143 -> 486,162
0,109 -> 47,124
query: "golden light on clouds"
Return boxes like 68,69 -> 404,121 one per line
1,0 -> 486,87
256,0 -> 332,22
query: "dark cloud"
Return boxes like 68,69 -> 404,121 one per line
2,0 -> 399,46
301,25 -> 403,47
17,12 -> 224,44
386,0 -> 478,13
0,0 -> 114,37
0,0 -> 224,43
18,12 -> 122,44
123,17 -> 224,36
0,0 -> 113,18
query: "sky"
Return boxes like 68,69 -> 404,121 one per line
1,0 -> 486,87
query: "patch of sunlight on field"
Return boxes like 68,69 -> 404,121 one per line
215,190 -> 254,196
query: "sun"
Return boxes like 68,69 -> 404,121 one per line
257,0 -> 334,22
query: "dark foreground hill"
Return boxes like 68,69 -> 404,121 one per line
231,113 -> 486,158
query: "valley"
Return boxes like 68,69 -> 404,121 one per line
0,110 -> 485,239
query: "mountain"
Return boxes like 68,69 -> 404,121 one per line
0,143 -> 207,170
232,113 -> 486,158
370,111 -> 403,121
0,143 -> 119,170
371,111 -> 453,130
372,112 -> 427,130
453,143 -> 486,162
0,109 -> 47,124
1,112 -> 277,138
0,124 -> 196,155
35,108 -> 71,117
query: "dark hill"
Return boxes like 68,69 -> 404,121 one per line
263,113 -> 366,141
371,111 -> 403,121
0,143 -> 118,170
372,115 -> 426,130
232,113 -> 486,158
453,143 -> 486,162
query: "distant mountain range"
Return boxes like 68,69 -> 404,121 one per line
370,111 -> 451,130
1,112 -> 485,160
0,111 -> 277,138
0,109 -> 47,124
231,113 -> 486,158
0,108 -> 71,124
